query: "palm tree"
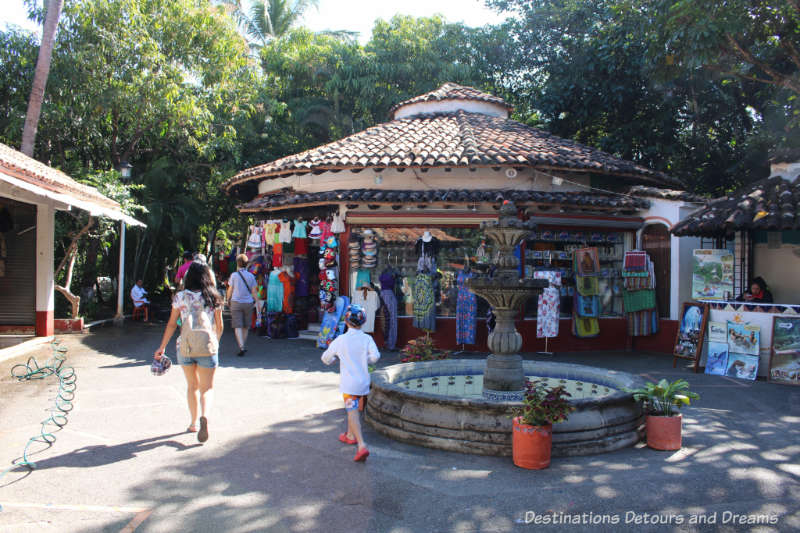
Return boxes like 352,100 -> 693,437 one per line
219,0 -> 320,49
21,0 -> 63,156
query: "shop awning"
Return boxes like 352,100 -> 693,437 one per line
239,188 -> 650,213
0,143 -> 145,226
671,176 -> 800,237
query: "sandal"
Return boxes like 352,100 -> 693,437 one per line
338,433 -> 357,445
353,448 -> 369,462
187,424 -> 198,433
198,416 -> 209,443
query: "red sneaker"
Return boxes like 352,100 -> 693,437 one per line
338,433 -> 357,445
353,448 -> 370,462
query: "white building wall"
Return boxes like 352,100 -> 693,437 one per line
638,198 -> 703,320
752,241 -> 800,302
257,167 -> 591,195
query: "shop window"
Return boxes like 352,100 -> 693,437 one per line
522,229 -> 630,318
353,226 -> 491,318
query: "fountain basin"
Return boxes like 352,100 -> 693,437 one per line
366,359 -> 646,457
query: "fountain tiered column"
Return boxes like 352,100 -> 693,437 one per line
466,201 -> 548,401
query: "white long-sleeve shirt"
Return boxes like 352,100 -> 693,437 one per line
321,328 -> 381,395
131,285 -> 149,306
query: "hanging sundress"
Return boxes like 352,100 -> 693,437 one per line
263,222 -> 277,245
456,270 -> 476,345
279,221 -> 292,243
247,225 -> 262,249
266,270 -> 284,313
534,271 -> 561,338
331,213 -> 346,233
412,273 -> 436,331
292,219 -> 307,239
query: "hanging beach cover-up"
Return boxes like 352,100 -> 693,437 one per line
534,271 -> 561,338
456,270 -> 476,344
266,270 -> 284,313
412,273 -> 436,331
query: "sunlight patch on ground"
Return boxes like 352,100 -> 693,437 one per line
728,467 -> 787,498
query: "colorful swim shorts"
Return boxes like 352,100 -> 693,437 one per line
343,394 -> 365,412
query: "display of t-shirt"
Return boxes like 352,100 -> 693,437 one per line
351,287 -> 380,333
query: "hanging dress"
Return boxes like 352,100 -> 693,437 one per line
278,270 -> 295,313
331,213 -> 346,233
292,219 -> 307,239
263,222 -> 277,246
379,270 -> 398,350
309,218 -> 322,240
266,270 -> 284,313
279,221 -> 293,243
533,271 -> 561,338
412,273 -> 436,331
246,225 -> 262,249
455,270 -> 476,345
293,256 -> 309,298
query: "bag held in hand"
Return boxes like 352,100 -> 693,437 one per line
180,304 -> 218,357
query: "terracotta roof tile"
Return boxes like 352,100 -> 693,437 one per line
671,176 -> 800,237
389,83 -> 511,118
239,188 -> 649,212
226,111 -> 680,191
0,142 -> 119,210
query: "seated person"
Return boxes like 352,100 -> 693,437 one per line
736,276 -> 773,303
130,279 -> 150,320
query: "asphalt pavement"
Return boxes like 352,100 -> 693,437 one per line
0,323 -> 799,532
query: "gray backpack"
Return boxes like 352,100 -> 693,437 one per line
179,298 -> 218,358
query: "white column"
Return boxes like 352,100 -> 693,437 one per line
35,202 -> 55,336
114,221 -> 126,325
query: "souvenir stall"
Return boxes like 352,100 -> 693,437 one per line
226,83 -> 703,352
672,155 -> 800,379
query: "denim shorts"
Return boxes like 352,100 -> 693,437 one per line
176,352 -> 219,368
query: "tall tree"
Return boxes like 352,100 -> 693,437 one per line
20,0 -> 63,156
219,0 -> 319,50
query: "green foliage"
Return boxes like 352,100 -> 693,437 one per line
512,379 -> 575,426
400,335 -> 451,363
625,378 -> 700,417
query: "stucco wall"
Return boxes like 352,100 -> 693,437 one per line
752,243 -> 800,303
257,167 -> 591,195
393,100 -> 509,119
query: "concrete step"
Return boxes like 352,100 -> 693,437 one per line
305,322 -> 321,333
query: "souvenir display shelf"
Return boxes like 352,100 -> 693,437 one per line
523,230 -> 628,318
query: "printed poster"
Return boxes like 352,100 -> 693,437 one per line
726,353 -> 759,381
769,316 -> 800,385
705,342 -> 729,376
708,321 -> 727,343
692,249 -> 734,301
727,322 -> 760,356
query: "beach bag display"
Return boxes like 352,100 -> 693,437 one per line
179,304 -> 218,358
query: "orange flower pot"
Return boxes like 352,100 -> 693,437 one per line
512,417 -> 552,469
646,414 -> 682,450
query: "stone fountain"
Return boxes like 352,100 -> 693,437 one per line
467,201 -> 548,401
365,201 -> 646,457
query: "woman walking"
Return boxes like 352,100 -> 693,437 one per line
154,262 -> 223,442
227,254 -> 258,356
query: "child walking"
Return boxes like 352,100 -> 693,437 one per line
321,305 -> 380,462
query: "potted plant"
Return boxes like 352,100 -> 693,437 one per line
626,378 -> 699,451
510,379 -> 575,469
400,335 -> 451,363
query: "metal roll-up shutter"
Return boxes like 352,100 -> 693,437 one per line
0,199 -> 36,324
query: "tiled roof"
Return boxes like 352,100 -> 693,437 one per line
239,188 -> 650,212
225,110 -> 681,191
389,82 -> 512,118
626,185 -> 706,203
671,176 -> 800,237
0,142 -> 120,210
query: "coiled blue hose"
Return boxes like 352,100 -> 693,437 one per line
3,340 -> 77,474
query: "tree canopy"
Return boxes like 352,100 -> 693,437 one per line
2,0 -> 798,317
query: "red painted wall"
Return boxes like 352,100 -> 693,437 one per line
371,317 -> 678,354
